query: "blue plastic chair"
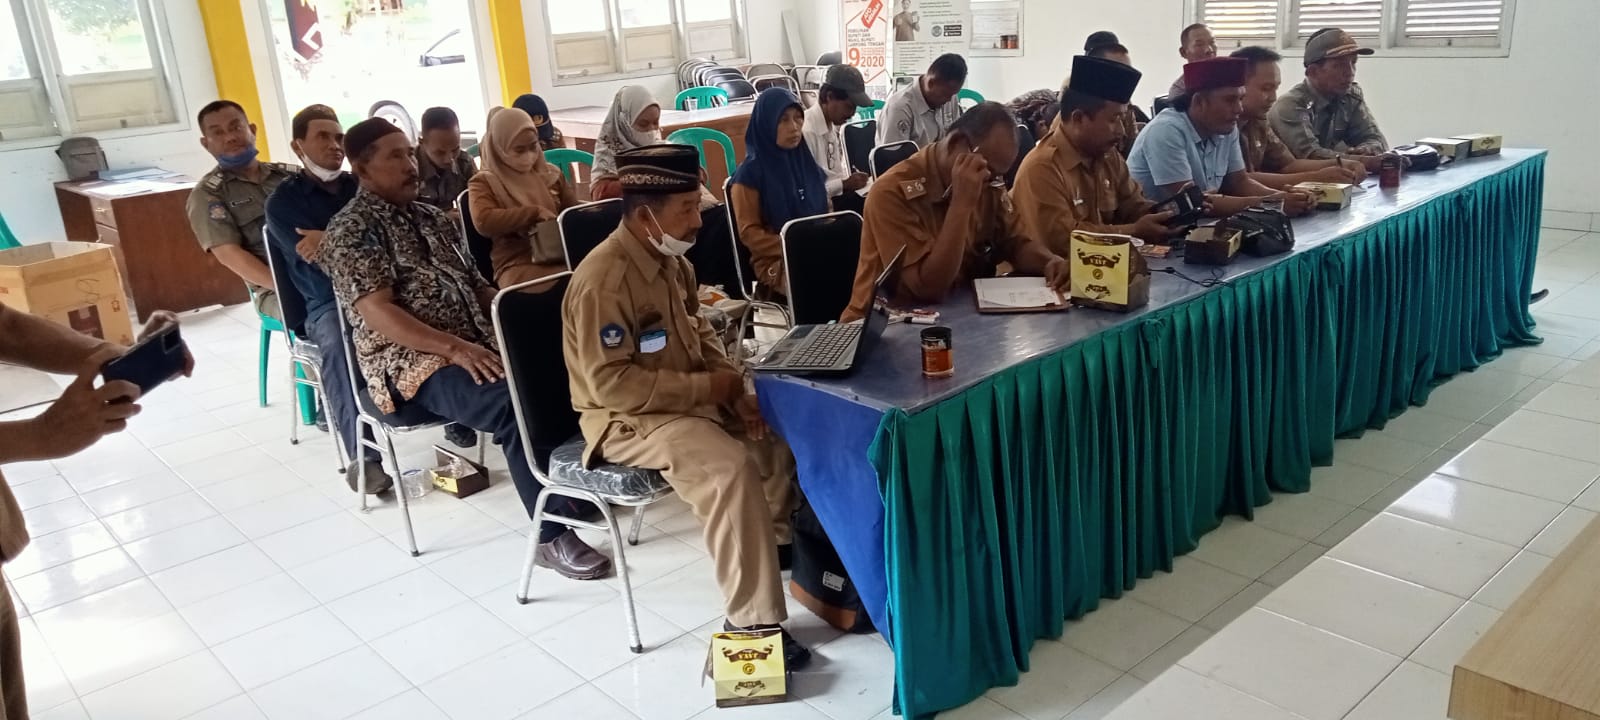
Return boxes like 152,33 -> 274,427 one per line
0,212 -> 18,250
545,148 -> 594,184
666,127 -> 737,178
957,88 -> 985,109
249,285 -> 316,422
675,86 -> 730,111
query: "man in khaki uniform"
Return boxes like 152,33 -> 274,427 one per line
562,145 -> 810,669
1269,28 -> 1389,171
1232,46 -> 1367,189
843,102 -> 1069,322
1084,35 -> 1145,156
0,304 -> 193,720
185,100 -> 299,319
1013,56 -> 1181,255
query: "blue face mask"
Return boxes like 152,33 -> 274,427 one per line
217,143 -> 260,169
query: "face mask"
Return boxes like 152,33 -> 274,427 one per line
217,143 -> 259,170
302,156 -> 343,182
645,207 -> 694,257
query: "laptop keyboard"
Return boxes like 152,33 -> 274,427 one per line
785,323 -> 861,368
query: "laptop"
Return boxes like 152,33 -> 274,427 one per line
751,248 -> 903,376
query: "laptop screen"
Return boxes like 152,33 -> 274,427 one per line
852,247 -> 905,369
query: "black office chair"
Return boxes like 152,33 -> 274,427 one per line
869,140 -> 918,178
713,177 -> 791,332
780,211 -> 863,325
1153,95 -> 1174,117
492,273 -> 672,654
559,198 -> 624,270
1007,123 -> 1037,188
686,200 -> 745,294
455,189 -> 496,284
844,120 -> 876,174
717,79 -> 758,102
752,75 -> 799,93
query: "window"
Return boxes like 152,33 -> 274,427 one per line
547,0 -> 746,82
1187,0 -> 1513,55
0,0 -> 179,142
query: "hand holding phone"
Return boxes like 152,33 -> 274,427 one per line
102,322 -> 189,396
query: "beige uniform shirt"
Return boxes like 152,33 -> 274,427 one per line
563,224 -> 740,465
185,162 -> 299,291
841,142 -> 1030,321
1012,123 -> 1153,256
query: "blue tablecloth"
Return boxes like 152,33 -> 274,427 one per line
757,149 -> 1546,717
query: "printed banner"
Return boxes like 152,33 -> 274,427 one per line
284,0 -> 323,61
842,0 -> 891,99
889,0 -> 969,75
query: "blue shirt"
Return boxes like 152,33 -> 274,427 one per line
264,172 -> 359,324
1126,108 -> 1246,201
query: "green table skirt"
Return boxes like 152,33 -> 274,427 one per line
871,156 -> 1545,717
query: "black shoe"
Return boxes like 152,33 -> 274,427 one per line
723,620 -> 812,671
777,544 -> 793,572
443,423 -> 477,448
314,410 -> 329,434
535,529 -> 612,580
1531,289 -> 1550,304
344,460 -> 393,494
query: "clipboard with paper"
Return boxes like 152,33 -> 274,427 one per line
973,276 -> 1070,314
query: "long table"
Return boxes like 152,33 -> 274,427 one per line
755,149 -> 1546,718
549,102 -> 754,201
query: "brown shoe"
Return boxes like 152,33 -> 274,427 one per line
535,529 -> 612,580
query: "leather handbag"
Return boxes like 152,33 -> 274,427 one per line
1221,207 -> 1296,257
528,219 -> 564,264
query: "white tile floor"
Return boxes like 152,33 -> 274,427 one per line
2,228 -> 1597,720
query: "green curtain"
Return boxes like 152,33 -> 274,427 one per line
873,155 -> 1545,718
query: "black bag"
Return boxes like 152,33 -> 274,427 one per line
1222,207 -> 1296,257
1393,144 -> 1442,171
789,496 -> 875,634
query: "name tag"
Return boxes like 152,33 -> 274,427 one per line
640,329 -> 668,354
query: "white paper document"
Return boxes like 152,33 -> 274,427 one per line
974,276 -> 1063,309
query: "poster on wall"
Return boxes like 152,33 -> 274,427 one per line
890,0 -> 970,75
968,1 -> 1021,57
842,0 -> 892,99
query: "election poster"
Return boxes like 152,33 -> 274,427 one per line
842,0 -> 891,99
888,0 -> 969,74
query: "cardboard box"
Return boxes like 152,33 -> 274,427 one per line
0,242 -> 134,345
706,629 -> 787,708
1293,182 -> 1356,211
1417,137 -> 1473,160
429,446 -> 489,498
1449,133 -> 1502,157
1069,231 -> 1149,312
1184,225 -> 1241,266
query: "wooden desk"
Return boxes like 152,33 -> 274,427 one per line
56,178 -> 249,321
1450,514 -> 1600,720
551,102 -> 755,202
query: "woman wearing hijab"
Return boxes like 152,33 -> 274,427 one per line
590,85 -> 663,200
511,93 -> 566,151
467,105 -> 580,289
730,88 -> 830,295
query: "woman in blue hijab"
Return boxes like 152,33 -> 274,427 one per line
730,88 -> 829,295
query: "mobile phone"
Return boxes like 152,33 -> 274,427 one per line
102,324 -> 187,396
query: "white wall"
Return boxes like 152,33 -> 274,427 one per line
792,0 -> 1600,217
0,0 -> 218,243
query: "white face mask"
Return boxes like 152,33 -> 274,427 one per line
302,156 -> 343,182
645,206 -> 694,257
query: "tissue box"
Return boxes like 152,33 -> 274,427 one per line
1184,225 -> 1242,266
1293,182 -> 1355,211
706,629 -> 787,708
1069,231 -> 1149,312
429,446 -> 488,498
1417,137 -> 1473,161
1449,133 -> 1502,157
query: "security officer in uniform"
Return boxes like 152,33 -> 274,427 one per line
842,102 -> 1070,322
1013,56 -> 1182,255
1269,28 -> 1389,172
562,144 -> 811,670
1232,46 -> 1367,189
186,100 -> 299,320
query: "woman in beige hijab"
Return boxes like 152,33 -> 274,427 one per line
467,105 -> 580,289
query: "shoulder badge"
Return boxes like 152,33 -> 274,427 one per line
600,323 -> 626,349
900,178 -> 927,199
208,202 -> 228,222
898,119 -> 911,137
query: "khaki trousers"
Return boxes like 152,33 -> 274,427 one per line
0,581 -> 25,720
601,416 -> 797,627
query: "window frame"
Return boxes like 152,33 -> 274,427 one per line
1185,0 -> 1515,58
0,0 -> 186,149
545,0 -> 749,86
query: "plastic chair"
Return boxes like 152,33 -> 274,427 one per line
456,189 -> 496,284
0,212 -> 18,249
780,211 -> 864,325
856,99 -> 885,121
675,86 -> 730,111
559,199 -> 625,270
957,88 -> 985,109
869,140 -> 918,178
716,79 -> 759,102
844,120 -> 877,174
492,273 -> 673,654
544,148 -> 594,184
817,51 -> 843,65
667,127 -> 738,178
263,239 -> 346,474
751,75 -> 798,93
